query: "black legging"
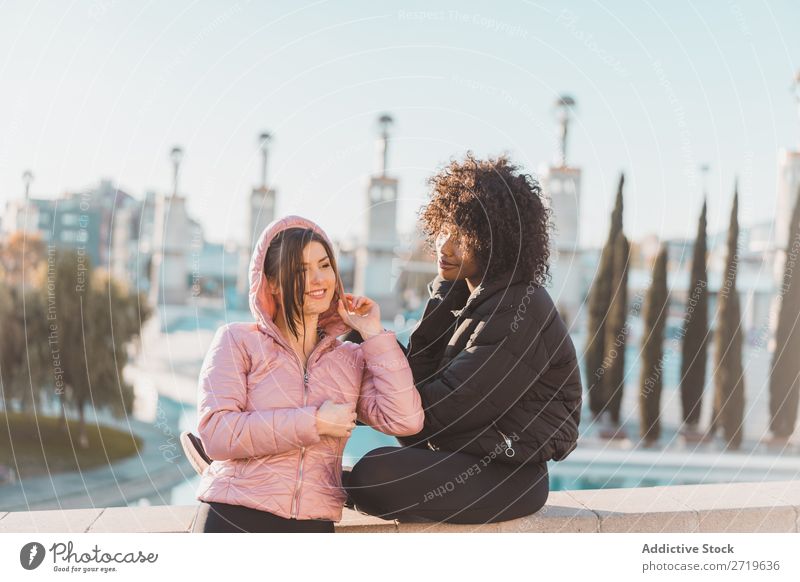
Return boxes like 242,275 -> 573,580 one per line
195,502 -> 334,533
344,446 -> 549,524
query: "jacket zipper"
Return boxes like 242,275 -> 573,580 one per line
287,336 -> 327,519
494,423 -> 516,458
290,369 -> 310,519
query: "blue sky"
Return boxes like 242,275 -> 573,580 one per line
1,0 -> 798,247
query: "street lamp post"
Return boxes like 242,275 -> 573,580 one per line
22,170 -> 34,200
258,131 -> 271,190
170,146 -> 184,198
376,114 -> 393,177
554,95 -> 576,168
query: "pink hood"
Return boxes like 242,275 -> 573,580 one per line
248,215 -> 350,338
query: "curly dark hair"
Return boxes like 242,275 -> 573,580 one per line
419,152 -> 552,286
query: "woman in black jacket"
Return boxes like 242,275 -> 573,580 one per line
344,153 -> 583,524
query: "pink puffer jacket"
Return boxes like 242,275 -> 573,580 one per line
195,215 -> 424,522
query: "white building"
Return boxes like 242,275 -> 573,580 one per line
540,96 -> 585,328
149,193 -> 198,305
354,114 -> 401,321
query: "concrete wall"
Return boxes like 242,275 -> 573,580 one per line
2,480 -> 798,533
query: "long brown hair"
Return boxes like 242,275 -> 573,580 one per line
263,227 -> 344,339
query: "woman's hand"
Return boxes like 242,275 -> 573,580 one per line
336,293 -> 383,340
315,400 -> 357,438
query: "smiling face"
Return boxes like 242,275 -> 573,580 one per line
298,241 -> 336,315
263,227 -> 342,338
435,223 -> 481,283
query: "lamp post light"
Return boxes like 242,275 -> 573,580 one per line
170,145 -> 184,198
377,114 -> 393,177
22,170 -> 34,200
258,131 -> 272,190
554,95 -> 576,168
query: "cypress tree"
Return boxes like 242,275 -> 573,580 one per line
639,246 -> 669,446
604,230 -> 630,426
768,186 -> 800,440
710,188 -> 745,450
585,174 -> 624,419
679,200 -> 709,433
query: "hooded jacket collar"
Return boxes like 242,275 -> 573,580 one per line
448,269 -> 529,318
249,215 -> 350,341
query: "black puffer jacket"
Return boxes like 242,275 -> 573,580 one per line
397,271 -> 582,465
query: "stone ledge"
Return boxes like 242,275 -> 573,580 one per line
1,480 -> 797,533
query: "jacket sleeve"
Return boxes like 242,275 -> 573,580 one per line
197,324 -> 321,460
356,330 -> 425,437
419,320 -> 551,436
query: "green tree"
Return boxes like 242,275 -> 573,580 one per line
1,242 -> 149,444
768,186 -> 800,441
585,173 -> 624,419
0,271 -> 51,414
679,200 -> 709,433
9,287 -> 53,413
85,270 -> 150,422
604,230 -> 630,426
49,248 -> 93,444
0,232 -> 48,413
639,247 -> 669,446
0,280 -> 19,410
709,188 -> 745,450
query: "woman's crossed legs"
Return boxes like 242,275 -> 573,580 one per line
344,445 -> 548,524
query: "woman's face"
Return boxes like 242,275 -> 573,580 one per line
298,241 -> 337,315
269,240 -> 337,317
435,224 -> 480,282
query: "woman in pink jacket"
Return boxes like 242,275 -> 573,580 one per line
191,215 -> 424,533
